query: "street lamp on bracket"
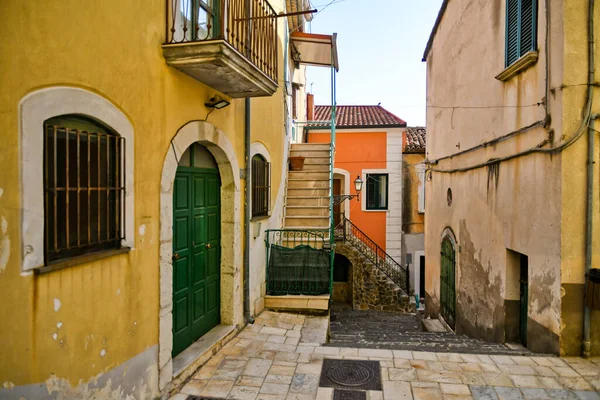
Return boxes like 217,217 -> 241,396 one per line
333,175 -> 363,206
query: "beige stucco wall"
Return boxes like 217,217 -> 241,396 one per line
424,0 -> 566,353
0,0 -> 298,397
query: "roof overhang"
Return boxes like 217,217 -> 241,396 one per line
285,0 -> 313,32
291,32 -> 339,71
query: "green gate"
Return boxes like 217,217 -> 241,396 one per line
440,236 -> 456,330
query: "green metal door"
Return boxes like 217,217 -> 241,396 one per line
519,255 -> 528,347
440,237 -> 456,330
172,167 -> 221,357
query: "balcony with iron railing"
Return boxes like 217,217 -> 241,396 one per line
162,0 -> 279,97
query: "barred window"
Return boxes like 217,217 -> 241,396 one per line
251,154 -> 270,218
43,115 -> 125,264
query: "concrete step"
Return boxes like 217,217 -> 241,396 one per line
284,216 -> 330,228
287,188 -> 330,197
288,171 -> 330,180
287,179 -> 330,189
289,151 -> 331,159
286,196 -> 331,207
285,206 -> 330,217
290,143 -> 331,151
301,163 -> 331,172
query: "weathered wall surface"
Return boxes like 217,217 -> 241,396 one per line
402,152 -> 425,293
0,0 -> 292,395
424,0 -> 566,353
558,0 -> 600,356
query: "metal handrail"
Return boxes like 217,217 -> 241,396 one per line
337,213 -> 409,293
165,0 -> 278,82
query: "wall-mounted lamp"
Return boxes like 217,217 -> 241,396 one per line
333,175 -> 363,205
205,95 -> 230,110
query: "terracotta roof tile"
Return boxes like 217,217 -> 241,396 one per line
313,105 -> 406,128
405,127 -> 426,153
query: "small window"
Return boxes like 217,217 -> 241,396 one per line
252,155 -> 270,218
366,174 -> 388,210
43,115 -> 125,264
505,0 -> 537,67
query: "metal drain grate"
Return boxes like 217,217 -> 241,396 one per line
319,359 -> 382,391
333,389 -> 367,400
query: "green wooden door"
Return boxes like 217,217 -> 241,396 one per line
440,237 -> 456,330
172,167 -> 221,357
519,255 -> 528,347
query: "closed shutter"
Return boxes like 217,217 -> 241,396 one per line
505,0 -> 537,67
506,0 -> 520,66
519,0 -> 536,56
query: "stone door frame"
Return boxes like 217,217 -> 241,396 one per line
159,121 -> 242,390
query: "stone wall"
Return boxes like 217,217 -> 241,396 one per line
335,243 -> 415,313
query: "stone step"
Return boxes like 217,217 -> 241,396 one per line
289,152 -> 330,160
287,179 -> 330,189
285,206 -> 330,217
286,196 -> 331,207
287,188 -> 330,197
300,163 -> 331,172
288,171 -> 330,180
284,216 -> 330,228
290,143 -> 331,151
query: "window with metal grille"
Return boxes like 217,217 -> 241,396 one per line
505,0 -> 537,67
366,174 -> 388,210
43,115 -> 125,264
252,154 -> 270,218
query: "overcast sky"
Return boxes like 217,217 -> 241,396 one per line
305,0 -> 443,127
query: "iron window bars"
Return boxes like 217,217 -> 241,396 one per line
252,154 -> 270,218
43,116 -> 125,264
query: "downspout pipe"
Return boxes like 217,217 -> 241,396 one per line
583,0 -> 595,358
244,98 -> 254,324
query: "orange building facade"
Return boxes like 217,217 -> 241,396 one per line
306,104 -> 407,261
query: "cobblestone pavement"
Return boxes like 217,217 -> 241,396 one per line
328,307 -> 529,355
170,311 -> 600,400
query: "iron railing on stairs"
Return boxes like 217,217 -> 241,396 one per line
335,213 -> 410,294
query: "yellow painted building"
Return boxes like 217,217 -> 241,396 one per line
423,0 -> 600,355
0,0 -> 328,397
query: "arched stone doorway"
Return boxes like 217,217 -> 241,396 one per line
158,121 -> 241,390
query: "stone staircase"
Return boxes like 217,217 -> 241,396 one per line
327,307 -> 533,355
284,143 -> 332,234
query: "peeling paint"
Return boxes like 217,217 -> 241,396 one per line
3,381 -> 15,390
138,224 -> 146,236
0,216 -> 10,272
44,374 -> 148,400
116,289 -> 121,296
57,322 -> 63,329
53,298 -> 61,312
0,188 -> 3,198
100,349 -> 106,358
52,333 -> 58,341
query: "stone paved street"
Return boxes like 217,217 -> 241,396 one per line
328,307 -> 529,355
170,311 -> 600,400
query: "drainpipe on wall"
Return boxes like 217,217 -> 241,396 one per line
582,0 -> 596,358
244,98 -> 254,324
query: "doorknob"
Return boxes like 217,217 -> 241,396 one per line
172,253 -> 180,260
206,243 -> 212,249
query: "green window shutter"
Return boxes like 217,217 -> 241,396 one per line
506,0 -> 521,66
505,0 -> 537,67
519,0 -> 536,56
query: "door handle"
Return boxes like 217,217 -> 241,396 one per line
172,253 -> 180,260
206,243 -> 212,249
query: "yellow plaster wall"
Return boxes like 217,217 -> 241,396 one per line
0,0 -> 289,391
402,153 -> 425,234
559,0 -> 600,355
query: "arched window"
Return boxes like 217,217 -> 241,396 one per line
251,154 -> 270,218
43,115 -> 125,263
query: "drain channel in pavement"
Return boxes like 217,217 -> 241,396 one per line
333,389 -> 367,400
319,359 -> 382,391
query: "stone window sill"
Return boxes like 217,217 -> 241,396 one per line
495,51 -> 539,82
38,247 -> 131,274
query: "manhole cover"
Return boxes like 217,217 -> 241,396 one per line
319,359 -> 382,391
333,389 -> 367,400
